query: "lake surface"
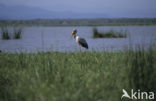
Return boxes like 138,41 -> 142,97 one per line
0,26 -> 156,53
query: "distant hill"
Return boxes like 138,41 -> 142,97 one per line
0,4 -> 60,19
0,4 -> 109,20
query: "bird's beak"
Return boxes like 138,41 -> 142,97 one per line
70,33 -> 73,38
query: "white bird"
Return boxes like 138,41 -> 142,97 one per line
70,29 -> 88,52
121,89 -> 131,99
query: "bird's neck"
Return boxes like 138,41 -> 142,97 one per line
74,34 -> 77,39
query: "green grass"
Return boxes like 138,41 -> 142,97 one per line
0,48 -> 156,101
93,28 -> 127,38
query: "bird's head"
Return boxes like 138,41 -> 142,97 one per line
71,29 -> 77,38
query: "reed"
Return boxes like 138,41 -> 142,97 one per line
1,27 -> 10,40
0,27 -> 22,40
126,46 -> 156,91
0,46 -> 155,101
93,27 -> 127,38
13,27 -> 22,39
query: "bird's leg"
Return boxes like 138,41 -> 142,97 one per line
85,48 -> 88,52
79,45 -> 82,54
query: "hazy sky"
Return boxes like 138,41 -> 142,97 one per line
0,0 -> 156,17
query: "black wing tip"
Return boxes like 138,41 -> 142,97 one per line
80,41 -> 89,49
82,45 -> 88,49
85,45 -> 89,49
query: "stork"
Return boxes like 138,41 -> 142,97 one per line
70,29 -> 88,52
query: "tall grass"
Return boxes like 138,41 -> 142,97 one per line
127,46 -> 156,92
0,47 -> 155,101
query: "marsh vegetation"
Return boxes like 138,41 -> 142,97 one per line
1,27 -> 10,40
1,27 -> 22,40
92,28 -> 127,38
0,46 -> 155,101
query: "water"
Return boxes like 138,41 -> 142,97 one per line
0,26 -> 156,53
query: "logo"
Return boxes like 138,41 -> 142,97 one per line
121,89 -> 154,100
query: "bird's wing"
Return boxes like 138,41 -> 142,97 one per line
78,37 -> 87,44
78,37 -> 88,49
